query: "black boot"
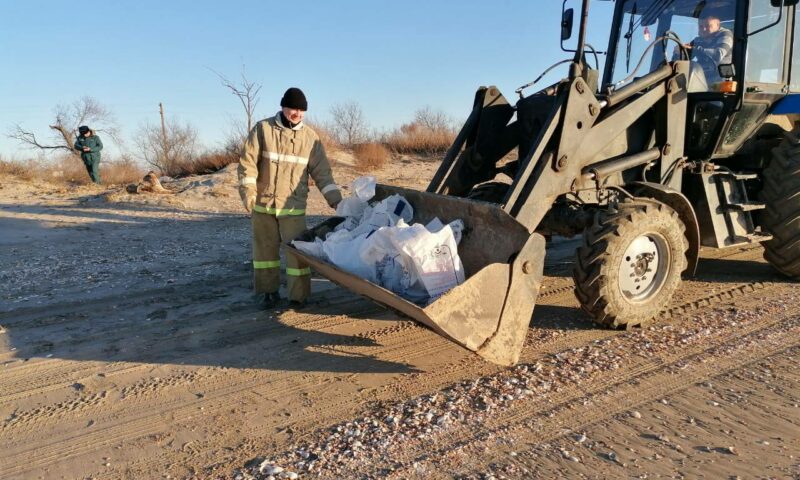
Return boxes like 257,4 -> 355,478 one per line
259,292 -> 281,309
288,299 -> 307,310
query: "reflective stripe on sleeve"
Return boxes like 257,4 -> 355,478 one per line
286,267 -> 311,276
264,152 -> 309,165
253,260 -> 281,269
320,184 -> 340,195
240,177 -> 257,186
252,205 -> 306,216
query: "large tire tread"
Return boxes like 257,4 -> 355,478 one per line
760,128 -> 800,278
573,199 -> 688,329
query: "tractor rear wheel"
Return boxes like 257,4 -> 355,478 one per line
760,129 -> 800,278
573,199 -> 688,328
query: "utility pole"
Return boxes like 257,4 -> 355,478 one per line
159,102 -> 168,165
159,102 -> 167,145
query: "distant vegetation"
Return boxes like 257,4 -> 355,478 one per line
3,79 -> 459,181
0,154 -> 144,186
353,142 -> 391,172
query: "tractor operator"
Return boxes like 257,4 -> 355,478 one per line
675,13 -> 734,85
238,87 -> 342,309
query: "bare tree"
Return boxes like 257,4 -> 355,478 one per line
135,119 -> 198,176
413,106 -> 455,132
329,101 -> 368,147
7,96 -> 120,157
210,65 -> 262,134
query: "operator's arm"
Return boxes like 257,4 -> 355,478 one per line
74,137 -> 84,152
95,136 -> 103,152
237,123 -> 261,212
693,30 -> 733,65
307,140 -> 342,208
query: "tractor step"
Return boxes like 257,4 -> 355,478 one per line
715,171 -> 759,181
690,168 -> 765,249
724,201 -> 766,212
729,231 -> 773,245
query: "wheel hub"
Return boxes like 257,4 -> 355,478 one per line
619,234 -> 669,302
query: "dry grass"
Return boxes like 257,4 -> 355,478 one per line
103,159 -> 146,185
382,122 -> 455,155
0,155 -> 145,185
353,142 -> 391,172
0,157 -> 36,181
306,121 -> 342,154
167,150 -> 238,177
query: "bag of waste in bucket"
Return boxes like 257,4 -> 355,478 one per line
359,220 -> 429,303
386,221 -> 465,301
350,194 -> 414,238
321,229 -> 374,281
335,176 -> 378,228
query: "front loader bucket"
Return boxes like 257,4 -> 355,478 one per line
287,185 -> 545,366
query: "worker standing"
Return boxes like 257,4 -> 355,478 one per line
238,87 -> 342,309
74,125 -> 103,184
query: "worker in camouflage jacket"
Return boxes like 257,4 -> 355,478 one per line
74,125 -> 103,184
238,87 -> 342,309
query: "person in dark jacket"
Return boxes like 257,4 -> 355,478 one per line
74,125 -> 103,183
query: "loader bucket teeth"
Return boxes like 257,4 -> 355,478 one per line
286,184 -> 545,366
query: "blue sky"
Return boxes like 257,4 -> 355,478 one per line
0,1 -> 615,159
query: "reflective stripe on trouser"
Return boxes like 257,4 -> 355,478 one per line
251,211 -> 311,301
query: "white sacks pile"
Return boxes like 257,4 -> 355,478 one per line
292,176 -> 465,304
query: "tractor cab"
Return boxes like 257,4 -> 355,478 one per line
603,0 -> 795,159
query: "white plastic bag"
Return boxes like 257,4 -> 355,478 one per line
322,232 -> 375,281
388,222 -> 465,300
425,217 -> 464,245
291,237 -> 327,261
335,175 -> 376,218
335,196 -> 367,218
352,175 -> 376,201
350,194 -> 414,238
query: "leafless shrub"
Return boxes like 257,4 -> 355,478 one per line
169,149 -> 238,177
7,96 -> 121,157
329,101 -> 369,147
413,106 -> 454,131
382,107 -> 457,155
353,142 -> 390,171
135,119 -> 198,176
103,157 -> 146,185
0,156 -> 36,181
382,124 -> 456,155
305,119 -> 342,153
221,120 -> 248,160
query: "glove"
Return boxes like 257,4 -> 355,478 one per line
327,191 -> 343,210
239,186 -> 256,213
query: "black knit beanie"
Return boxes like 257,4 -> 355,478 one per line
280,87 -> 308,111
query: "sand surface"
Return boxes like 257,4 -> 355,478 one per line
0,158 -> 798,479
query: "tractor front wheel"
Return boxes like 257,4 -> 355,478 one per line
573,199 -> 688,328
